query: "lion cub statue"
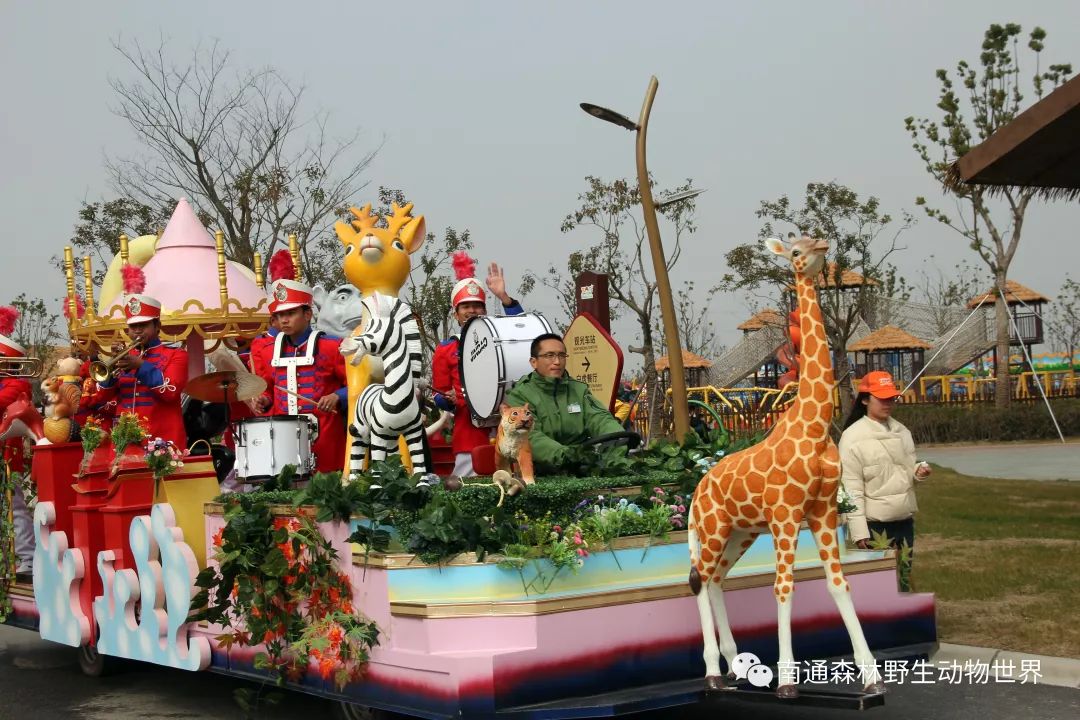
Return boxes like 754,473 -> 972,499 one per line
492,402 -> 535,497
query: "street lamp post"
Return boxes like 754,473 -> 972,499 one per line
580,75 -> 691,443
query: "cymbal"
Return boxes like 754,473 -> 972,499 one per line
186,370 -> 267,403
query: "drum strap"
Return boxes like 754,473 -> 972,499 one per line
271,331 -> 322,415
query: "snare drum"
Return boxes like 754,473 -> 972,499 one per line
460,313 -> 553,426
234,414 -> 318,480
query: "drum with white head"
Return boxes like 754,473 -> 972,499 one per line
234,414 -> 319,480
460,313 -> 553,426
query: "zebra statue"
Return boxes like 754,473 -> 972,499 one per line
340,292 -> 428,476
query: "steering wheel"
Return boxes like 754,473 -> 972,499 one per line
580,431 -> 642,451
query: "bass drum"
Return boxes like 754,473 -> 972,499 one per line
234,414 -> 319,480
460,313 -> 553,427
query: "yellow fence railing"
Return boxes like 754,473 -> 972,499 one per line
639,371 -> 1080,439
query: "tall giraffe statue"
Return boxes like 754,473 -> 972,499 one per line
335,203 -> 426,472
688,233 -> 883,699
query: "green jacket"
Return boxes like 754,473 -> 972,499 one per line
505,371 -> 624,468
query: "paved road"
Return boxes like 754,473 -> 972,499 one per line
919,441 -> 1080,481
2,625 -> 1078,720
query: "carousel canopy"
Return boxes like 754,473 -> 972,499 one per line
945,74 -> 1080,201
655,349 -> 713,372
967,280 -> 1050,309
848,325 -> 932,352
140,198 -> 268,315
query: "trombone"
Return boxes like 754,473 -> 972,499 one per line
90,339 -> 145,383
0,356 -> 43,378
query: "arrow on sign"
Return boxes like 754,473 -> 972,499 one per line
582,356 -> 591,371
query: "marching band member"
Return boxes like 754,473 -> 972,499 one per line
431,253 -> 524,478
0,306 -> 36,575
254,279 -> 348,473
97,294 -> 189,448
249,250 -> 290,387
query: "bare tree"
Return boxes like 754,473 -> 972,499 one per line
524,175 -> 698,435
106,37 -> 380,286
917,256 -> 986,336
652,281 -> 724,359
1049,277 -> 1080,371
905,23 -> 1072,406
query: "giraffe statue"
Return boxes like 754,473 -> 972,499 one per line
688,233 -> 884,699
335,203 -> 426,473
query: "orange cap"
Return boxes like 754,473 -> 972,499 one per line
857,370 -> 901,399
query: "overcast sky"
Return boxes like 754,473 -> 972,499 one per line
2,1 -> 1077,363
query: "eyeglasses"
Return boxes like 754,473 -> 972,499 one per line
535,352 -> 568,361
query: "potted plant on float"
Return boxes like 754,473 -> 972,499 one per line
109,412 -> 150,475
77,415 -> 107,477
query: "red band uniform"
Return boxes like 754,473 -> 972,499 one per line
431,276 -> 524,469
0,332 -> 32,473
255,280 -> 348,473
97,295 -> 188,448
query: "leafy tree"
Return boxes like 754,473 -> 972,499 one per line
105,37 -> 378,287
58,198 -> 174,286
717,182 -> 910,413
373,187 -> 474,360
1049,278 -> 1080,371
524,175 -> 699,435
11,294 -> 65,402
905,23 -> 1072,406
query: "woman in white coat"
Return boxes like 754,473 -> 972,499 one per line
839,371 -> 931,568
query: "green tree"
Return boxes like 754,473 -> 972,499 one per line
105,38 -> 379,287
59,198 -> 173,286
905,23 -> 1072,406
717,182 -> 910,413
11,294 -> 65,402
523,175 -> 699,437
373,187 -> 474,360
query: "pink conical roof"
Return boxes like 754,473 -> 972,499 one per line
156,197 -> 214,249
140,198 -> 268,314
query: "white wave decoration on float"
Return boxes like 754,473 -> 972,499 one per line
93,503 -> 210,670
32,501 -> 91,647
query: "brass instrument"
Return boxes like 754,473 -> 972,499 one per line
0,356 -> 43,378
90,339 -> 145,383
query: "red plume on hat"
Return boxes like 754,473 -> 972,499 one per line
0,305 -> 17,336
269,249 -> 296,282
121,264 -> 146,294
452,251 -> 477,281
62,294 -> 86,321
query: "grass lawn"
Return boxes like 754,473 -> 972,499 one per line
913,465 -> 1080,659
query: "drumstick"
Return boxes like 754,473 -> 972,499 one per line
275,385 -> 318,407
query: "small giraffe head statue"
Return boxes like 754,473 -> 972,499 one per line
764,232 -> 829,277
335,203 -> 426,296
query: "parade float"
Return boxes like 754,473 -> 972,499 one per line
1,198 -> 936,719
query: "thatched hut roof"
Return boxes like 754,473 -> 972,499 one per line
848,325 -> 932,352
655,349 -> 713,372
806,263 -> 877,289
967,280 -> 1050,309
944,74 -> 1080,202
737,309 -> 785,331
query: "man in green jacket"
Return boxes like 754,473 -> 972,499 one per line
505,333 -> 625,470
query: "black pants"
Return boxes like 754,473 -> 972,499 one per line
867,517 -> 915,591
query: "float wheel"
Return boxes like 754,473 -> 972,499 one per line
76,642 -> 120,677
